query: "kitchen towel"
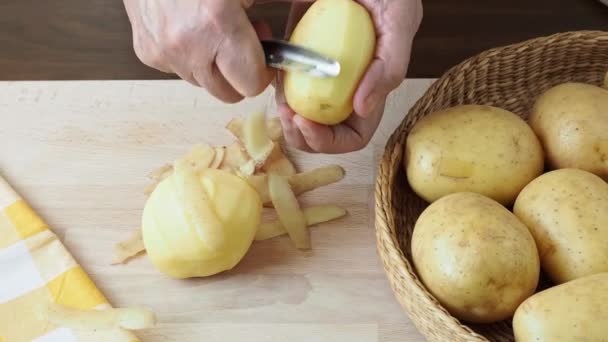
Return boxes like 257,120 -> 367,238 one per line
0,175 -> 138,342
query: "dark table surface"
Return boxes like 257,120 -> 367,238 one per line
1,0 -> 607,80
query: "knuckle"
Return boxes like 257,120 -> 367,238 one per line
134,43 -> 165,70
162,27 -> 190,53
204,2 -> 230,34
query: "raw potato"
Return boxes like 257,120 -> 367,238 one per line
513,168 -> 608,284
284,0 -> 376,125
268,173 -> 310,249
411,192 -> 540,323
530,82 -> 608,180
142,167 -> 262,278
44,303 -> 156,330
255,205 -> 347,241
405,104 -> 544,205
513,272 -> 608,342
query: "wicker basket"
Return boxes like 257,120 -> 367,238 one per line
375,30 -> 608,341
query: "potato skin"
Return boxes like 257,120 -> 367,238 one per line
513,272 -> 608,342
405,105 -> 544,205
513,168 -> 608,284
411,192 -> 540,323
530,82 -> 608,181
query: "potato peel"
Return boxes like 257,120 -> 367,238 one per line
148,164 -> 173,181
220,142 -> 251,172
227,117 -> 283,142
262,144 -> 296,176
180,143 -> 216,172
145,164 -> 174,196
243,111 -> 275,166
268,173 -> 310,249
255,205 -> 347,241
44,303 -> 156,331
244,165 -> 346,206
209,146 -> 225,169
289,165 -> 345,195
112,229 -> 146,264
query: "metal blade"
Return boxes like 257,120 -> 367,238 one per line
261,40 -> 340,78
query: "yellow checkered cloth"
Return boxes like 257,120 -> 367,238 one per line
0,175 -> 138,342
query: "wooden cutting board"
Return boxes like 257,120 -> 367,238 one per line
0,79 -> 434,342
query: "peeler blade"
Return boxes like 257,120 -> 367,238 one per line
261,39 -> 340,78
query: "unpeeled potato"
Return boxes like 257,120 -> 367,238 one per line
411,192 -> 540,323
530,82 -> 608,180
513,168 -> 608,284
513,272 -> 608,342
405,104 -> 544,205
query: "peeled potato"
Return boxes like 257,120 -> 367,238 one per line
142,166 -> 262,278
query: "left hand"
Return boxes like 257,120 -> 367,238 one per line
275,0 -> 423,153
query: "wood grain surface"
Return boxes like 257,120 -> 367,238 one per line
0,79 -> 435,341
0,0 -> 607,80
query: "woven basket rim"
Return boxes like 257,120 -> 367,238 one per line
374,29 -> 608,341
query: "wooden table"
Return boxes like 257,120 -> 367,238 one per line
0,0 -> 607,80
0,78 -> 435,341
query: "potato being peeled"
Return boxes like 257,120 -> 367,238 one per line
530,82 -> 608,180
513,272 -> 608,342
412,192 -> 540,323
142,164 -> 262,278
513,168 -> 608,284
405,104 -> 544,205
284,0 -> 376,125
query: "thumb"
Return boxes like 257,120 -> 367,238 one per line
352,0 -> 421,118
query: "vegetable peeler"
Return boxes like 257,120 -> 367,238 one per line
261,39 -> 341,78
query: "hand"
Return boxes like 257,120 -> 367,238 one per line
276,0 -> 423,153
123,0 -> 275,103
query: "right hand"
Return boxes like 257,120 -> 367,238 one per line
123,0 -> 275,103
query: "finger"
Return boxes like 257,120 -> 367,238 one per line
293,100 -> 385,153
278,104 -> 314,152
293,115 -> 366,154
194,63 -> 244,103
124,0 -> 172,74
252,20 -> 273,40
353,0 -> 422,117
216,12 -> 275,97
